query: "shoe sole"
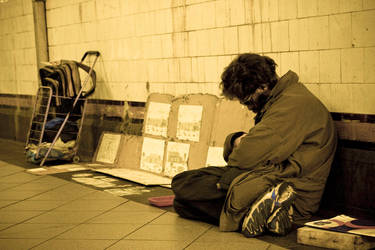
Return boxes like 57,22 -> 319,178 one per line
266,206 -> 293,235
241,182 -> 295,237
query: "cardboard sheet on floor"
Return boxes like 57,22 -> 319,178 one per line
94,168 -> 171,186
26,164 -> 88,175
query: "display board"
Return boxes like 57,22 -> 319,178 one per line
90,93 -> 254,186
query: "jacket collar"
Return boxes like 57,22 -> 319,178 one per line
254,70 -> 299,123
269,70 -> 299,99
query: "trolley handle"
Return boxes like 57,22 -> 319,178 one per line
81,51 -> 100,63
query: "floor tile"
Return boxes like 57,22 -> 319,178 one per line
125,223 -> 210,242
0,200 -> 18,209
0,183 -> 19,191
0,172 -> 41,183
0,238 -> 45,250
107,239 -> 189,250
7,180 -> 66,192
110,200 -> 162,213
269,244 -> 290,250
0,160 -> 24,168
0,223 -> 75,239
87,210 -> 165,224
26,210 -> 102,224
28,185 -> 95,201
54,199 -> 126,211
193,226 -> 263,243
0,224 -> 13,231
0,210 -> 44,223
56,223 -> 141,240
150,211 -> 212,227
81,190 -> 129,201
189,226 -> 289,249
185,241 -> 272,250
29,175 -> 69,186
0,190 -> 45,200
1,200 -> 67,211
0,164 -> 24,177
32,239 -> 116,250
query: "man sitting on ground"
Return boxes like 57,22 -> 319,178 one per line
172,53 -> 337,237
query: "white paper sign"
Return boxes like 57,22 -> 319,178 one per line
140,137 -> 165,174
96,133 -> 121,164
176,105 -> 203,142
144,102 -> 171,137
206,146 -> 227,167
164,141 -> 190,178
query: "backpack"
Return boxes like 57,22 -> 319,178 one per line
39,60 -> 96,106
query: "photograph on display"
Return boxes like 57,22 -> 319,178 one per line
164,141 -> 190,178
140,137 -> 165,174
206,146 -> 227,167
144,102 -> 171,137
95,133 -> 122,164
176,105 -> 203,142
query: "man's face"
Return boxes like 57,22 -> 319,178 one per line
240,85 -> 271,113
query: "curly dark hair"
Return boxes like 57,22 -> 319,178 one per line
220,53 -> 278,101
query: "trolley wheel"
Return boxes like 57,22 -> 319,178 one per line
72,155 -> 80,163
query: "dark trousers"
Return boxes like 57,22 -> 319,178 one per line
171,166 -> 247,225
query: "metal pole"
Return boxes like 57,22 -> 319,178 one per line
32,0 -> 49,72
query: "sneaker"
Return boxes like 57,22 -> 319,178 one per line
266,205 -> 293,236
241,182 -> 296,237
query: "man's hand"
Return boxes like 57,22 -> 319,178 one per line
234,133 -> 247,147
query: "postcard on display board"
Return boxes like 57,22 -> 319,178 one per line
144,102 -> 171,137
95,132 -> 122,165
164,141 -> 190,178
176,105 -> 203,142
140,137 -> 165,174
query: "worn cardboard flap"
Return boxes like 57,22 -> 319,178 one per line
117,134 -> 142,170
211,98 -> 255,147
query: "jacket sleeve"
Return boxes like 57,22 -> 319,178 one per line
223,131 -> 246,162
227,97 -> 308,170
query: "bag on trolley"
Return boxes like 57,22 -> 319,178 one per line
26,51 -> 100,165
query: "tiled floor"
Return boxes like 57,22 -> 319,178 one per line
0,139 -> 322,250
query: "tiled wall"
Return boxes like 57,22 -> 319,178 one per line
0,0 -> 38,95
1,0 -> 375,114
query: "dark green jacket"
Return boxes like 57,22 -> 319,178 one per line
219,71 -> 337,231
